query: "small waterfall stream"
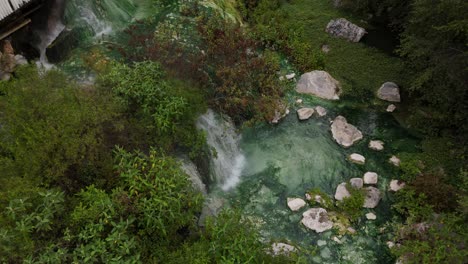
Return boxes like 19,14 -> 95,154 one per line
196,109 -> 246,191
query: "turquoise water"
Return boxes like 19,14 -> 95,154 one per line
203,94 -> 419,263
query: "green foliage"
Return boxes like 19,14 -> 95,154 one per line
392,188 -> 433,223
336,184 -> 365,221
0,66 -> 115,192
306,188 -> 335,209
100,61 -> 207,157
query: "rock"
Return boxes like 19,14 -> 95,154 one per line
296,71 -> 341,100
387,104 -> 396,112
315,106 -> 327,117
301,208 -> 334,233
321,44 -> 331,53
325,18 -> 366,42
287,197 -> 306,211
14,55 -> 28,66
271,242 -> 297,256
317,240 -> 327,246
363,172 -> 378,184
349,153 -> 365,164
389,155 -> 401,167
350,178 -> 363,189
377,82 -> 401,102
334,182 -> 351,201
271,106 -> 290,124
387,241 -> 395,248
331,116 -> 363,147
363,187 -> 381,208
369,140 -> 384,151
0,53 -> 16,73
320,247 -> 332,259
46,28 -> 81,63
347,227 -> 356,234
286,73 -> 296,80
2,40 -> 14,54
332,236 -> 342,244
295,98 -> 303,104
366,212 -> 377,220
0,71 -> 11,81
297,108 -> 315,120
389,180 -> 405,192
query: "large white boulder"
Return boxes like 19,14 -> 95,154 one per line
363,172 -> 378,185
334,182 -> 351,201
369,140 -> 384,151
377,82 -> 401,102
325,18 -> 366,42
331,116 -> 363,147
301,208 -> 334,233
349,153 -> 365,164
296,71 -> 341,100
287,197 -> 307,211
363,187 -> 381,208
297,108 -> 315,120
389,180 -> 405,192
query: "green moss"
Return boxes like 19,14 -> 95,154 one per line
336,183 -> 365,221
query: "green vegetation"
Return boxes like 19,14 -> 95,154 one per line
336,184 -> 366,221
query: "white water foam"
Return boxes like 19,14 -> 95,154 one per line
197,109 -> 246,191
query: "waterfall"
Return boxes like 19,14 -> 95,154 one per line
77,6 -> 113,38
196,109 -> 246,191
36,0 -> 65,69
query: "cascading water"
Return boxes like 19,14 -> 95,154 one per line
35,0 -> 65,68
196,109 -> 246,191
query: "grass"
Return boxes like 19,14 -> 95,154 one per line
254,0 -> 407,101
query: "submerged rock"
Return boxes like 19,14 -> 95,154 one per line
317,240 -> 327,246
335,182 -> 351,201
389,180 -> 405,192
363,187 -> 381,208
331,116 -> 363,147
315,106 -> 327,117
271,242 -> 297,256
349,153 -> 365,164
350,178 -> 364,189
301,208 -> 334,233
296,71 -> 341,100
369,140 -> 384,151
389,155 -> 401,167
297,108 -> 315,120
325,18 -> 366,42
366,212 -> 377,220
386,104 -> 396,112
287,197 -> 306,211
363,172 -> 378,185
377,82 -> 401,102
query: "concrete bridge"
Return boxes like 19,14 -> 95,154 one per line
0,0 -> 44,40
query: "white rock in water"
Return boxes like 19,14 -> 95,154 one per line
334,182 -> 351,201
366,212 -> 377,220
297,108 -> 315,120
387,104 -> 396,112
389,180 -> 405,192
350,178 -> 363,189
317,240 -> 327,246
377,82 -> 401,102
296,71 -> 341,100
315,106 -> 327,117
286,73 -> 296,80
349,153 -> 365,164
287,197 -> 306,211
296,98 -> 303,104
369,140 -> 384,151
363,172 -> 378,184
331,116 -> 363,147
363,187 -> 381,208
301,208 -> 334,233
332,236 -> 342,244
271,242 -> 297,256
389,155 -> 401,167
325,18 -> 367,42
